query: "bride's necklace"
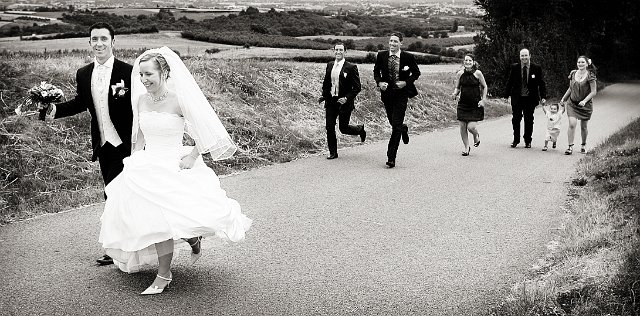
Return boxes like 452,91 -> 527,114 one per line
148,90 -> 168,103
576,70 -> 587,81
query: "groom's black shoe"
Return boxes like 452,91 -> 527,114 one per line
97,254 -> 113,265
401,126 -> 409,144
510,141 -> 519,148
525,143 -> 532,148
327,153 -> 338,160
360,127 -> 367,143
386,160 -> 395,168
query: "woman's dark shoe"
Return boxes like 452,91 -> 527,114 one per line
581,143 -> 587,154
462,147 -> 471,156
474,134 -> 480,147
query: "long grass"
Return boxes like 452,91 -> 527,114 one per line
489,118 -> 640,315
0,51 -> 510,225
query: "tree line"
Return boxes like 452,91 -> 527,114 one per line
474,0 -> 640,97
2,8 -> 462,41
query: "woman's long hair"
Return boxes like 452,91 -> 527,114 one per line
577,55 -> 597,76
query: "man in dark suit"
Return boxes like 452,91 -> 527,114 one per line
505,48 -> 547,148
373,32 -> 421,168
40,22 -> 133,265
319,42 -> 365,159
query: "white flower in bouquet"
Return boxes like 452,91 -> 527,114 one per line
15,81 -> 65,115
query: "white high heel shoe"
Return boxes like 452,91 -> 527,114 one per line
189,236 -> 203,265
140,273 -> 172,295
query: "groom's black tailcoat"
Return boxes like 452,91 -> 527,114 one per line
54,59 -> 133,185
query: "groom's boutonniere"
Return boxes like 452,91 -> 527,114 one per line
402,66 -> 410,71
531,74 -> 536,79
343,72 -> 347,78
111,80 -> 129,98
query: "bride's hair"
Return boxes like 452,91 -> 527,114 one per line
140,53 -> 171,80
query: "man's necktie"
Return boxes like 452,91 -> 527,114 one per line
331,63 -> 339,96
389,55 -> 399,82
96,65 -> 105,92
521,65 -> 529,95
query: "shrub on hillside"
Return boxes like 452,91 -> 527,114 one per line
182,30 -> 332,50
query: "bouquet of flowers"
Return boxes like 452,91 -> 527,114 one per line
15,81 -> 64,115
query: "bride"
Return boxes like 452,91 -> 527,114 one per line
98,47 -> 252,295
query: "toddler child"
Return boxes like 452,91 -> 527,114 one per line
541,103 -> 565,151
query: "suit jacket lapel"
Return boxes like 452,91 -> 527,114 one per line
83,62 -> 96,112
327,60 -> 334,78
338,62 -> 347,84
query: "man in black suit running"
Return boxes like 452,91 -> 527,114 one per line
319,42 -> 365,159
40,22 -> 133,265
373,32 -> 421,168
505,48 -> 547,148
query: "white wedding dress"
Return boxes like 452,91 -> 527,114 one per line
99,111 -> 252,273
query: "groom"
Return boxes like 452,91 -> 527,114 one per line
373,32 -> 420,168
40,22 -> 133,266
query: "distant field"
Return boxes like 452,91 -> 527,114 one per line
0,31 -> 238,55
452,44 -> 475,50
449,31 -> 479,38
94,8 -> 233,21
32,12 -> 66,19
209,46 -> 368,59
297,35 -> 376,40
0,32 -> 463,64
353,36 -> 475,49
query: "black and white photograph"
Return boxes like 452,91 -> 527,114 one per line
1,0 -> 639,314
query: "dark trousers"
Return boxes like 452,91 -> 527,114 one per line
325,97 -> 363,154
511,96 -> 537,144
97,142 -> 128,187
382,91 -> 409,160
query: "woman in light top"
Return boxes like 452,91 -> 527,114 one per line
560,55 -> 597,154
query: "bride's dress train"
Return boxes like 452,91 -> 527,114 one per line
99,111 -> 252,273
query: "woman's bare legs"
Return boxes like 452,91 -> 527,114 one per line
467,121 -> 479,146
459,121 -> 469,151
566,116 -> 578,153
149,240 -> 173,289
580,120 -> 589,152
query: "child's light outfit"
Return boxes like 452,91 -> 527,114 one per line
545,111 -> 562,142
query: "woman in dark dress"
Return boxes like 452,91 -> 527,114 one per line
452,54 -> 488,156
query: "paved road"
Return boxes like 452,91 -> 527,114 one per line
1,82 -> 639,315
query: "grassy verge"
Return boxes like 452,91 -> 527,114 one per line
0,51 -> 510,225
489,118 -> 640,315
